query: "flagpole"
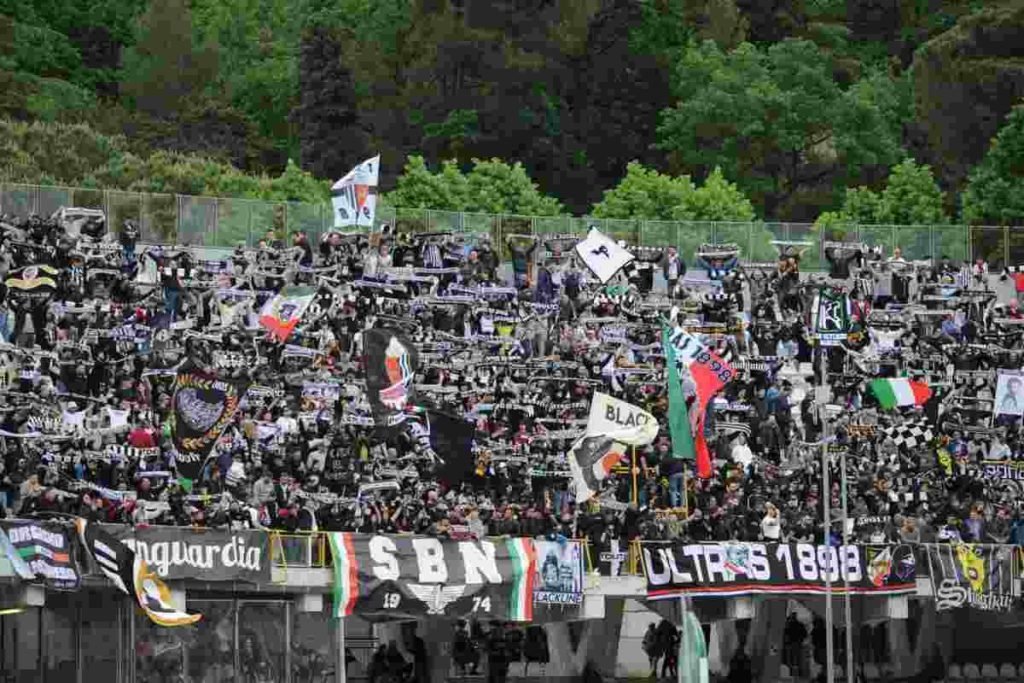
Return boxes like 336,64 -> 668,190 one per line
819,345 -> 835,683
337,615 -> 347,683
678,593 -> 687,683
682,467 -> 689,519
631,445 -> 639,507
841,446 -> 854,683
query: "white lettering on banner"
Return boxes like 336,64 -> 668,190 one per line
412,538 -> 448,583
704,545 -> 728,582
123,537 -> 263,578
458,542 -> 502,585
644,548 -> 672,586
749,545 -> 770,581
682,545 -> 704,582
8,525 -> 65,548
369,536 -> 400,581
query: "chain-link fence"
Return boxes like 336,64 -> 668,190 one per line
0,181 -> 999,268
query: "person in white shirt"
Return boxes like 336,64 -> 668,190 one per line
730,433 -> 754,470
761,502 -> 782,540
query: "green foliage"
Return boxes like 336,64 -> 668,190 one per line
816,158 -> 947,226
120,0 -> 219,116
423,109 -> 479,141
384,155 -> 563,216
657,39 -> 906,217
593,163 -> 756,221
676,167 -> 757,221
592,162 -> 695,221
961,105 -> 1024,225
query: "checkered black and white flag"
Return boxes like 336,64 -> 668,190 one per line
882,420 -> 934,450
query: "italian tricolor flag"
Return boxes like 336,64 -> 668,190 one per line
869,378 -> 932,409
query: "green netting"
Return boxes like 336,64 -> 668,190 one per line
248,201 -> 279,247
285,201 -> 324,243
2,184 -> 36,217
894,225 -> 933,261
677,222 -> 715,267
37,186 -> 74,217
141,193 -> 176,243
70,187 -> 104,212
425,208 -> 464,233
533,215 -> 574,237
971,227 -> 1006,268
216,197 -> 255,248
934,225 -> 970,262
394,207 -> 427,235
177,196 -> 217,247
107,191 -> 143,237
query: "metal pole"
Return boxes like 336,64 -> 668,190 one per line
820,348 -> 835,683
631,445 -> 639,507
678,594 -> 686,683
337,616 -> 347,683
841,448 -> 854,683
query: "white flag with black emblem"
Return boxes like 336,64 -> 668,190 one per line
332,155 -> 380,228
575,227 -> 635,284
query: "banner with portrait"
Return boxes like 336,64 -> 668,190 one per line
533,540 -> 584,606
993,372 -> 1024,418
643,542 -> 917,599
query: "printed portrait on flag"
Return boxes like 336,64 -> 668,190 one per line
333,155 -> 380,228
363,328 -> 419,424
994,372 -> 1024,418
533,540 -> 584,605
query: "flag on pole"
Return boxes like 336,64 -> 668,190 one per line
258,285 -> 316,342
575,227 -> 635,284
662,325 -> 697,465
869,378 -> 931,409
568,435 -> 627,503
586,392 -> 658,446
679,607 -> 709,683
76,519 -> 200,627
663,324 -> 733,478
332,155 -> 380,228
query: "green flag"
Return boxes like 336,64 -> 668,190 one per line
679,608 -> 709,683
662,324 -> 695,461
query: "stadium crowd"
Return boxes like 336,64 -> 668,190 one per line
1,210 -> 1024,563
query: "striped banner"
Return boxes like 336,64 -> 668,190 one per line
325,533 -> 567,623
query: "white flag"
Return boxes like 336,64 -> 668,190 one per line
575,227 -> 634,283
587,392 -> 658,446
332,155 -> 380,228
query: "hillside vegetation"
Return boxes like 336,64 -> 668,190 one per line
1,0 -> 1023,225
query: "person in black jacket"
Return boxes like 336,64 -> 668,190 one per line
487,622 -> 510,683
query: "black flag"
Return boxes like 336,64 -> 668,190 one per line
363,328 -> 419,424
170,366 -> 247,487
416,411 -> 476,488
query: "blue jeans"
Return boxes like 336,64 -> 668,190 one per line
669,472 -> 684,508
164,288 -> 180,319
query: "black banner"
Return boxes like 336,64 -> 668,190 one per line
643,542 -> 917,599
363,328 -> 419,424
102,525 -> 270,583
170,366 -> 247,483
0,520 -> 80,590
925,543 -> 1020,613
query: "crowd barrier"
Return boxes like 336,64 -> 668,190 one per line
9,180 -> 1024,267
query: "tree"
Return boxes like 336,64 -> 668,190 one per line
383,155 -> 563,216
119,0 -> 219,117
816,159 -> 946,225
657,39 -> 904,219
291,26 -> 369,181
677,167 -> 757,221
961,105 -> 1024,226
591,162 -> 695,221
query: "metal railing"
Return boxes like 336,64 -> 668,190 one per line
5,180 -> 1024,267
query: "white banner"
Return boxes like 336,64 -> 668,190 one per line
994,372 -> 1024,418
332,155 -> 380,228
586,392 -> 658,445
575,227 -> 634,284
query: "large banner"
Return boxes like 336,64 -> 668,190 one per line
643,542 -> 917,599
329,533 -> 585,622
170,367 -> 247,485
0,520 -> 80,589
534,540 -> 584,606
103,526 -> 270,583
925,543 -> 1019,613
